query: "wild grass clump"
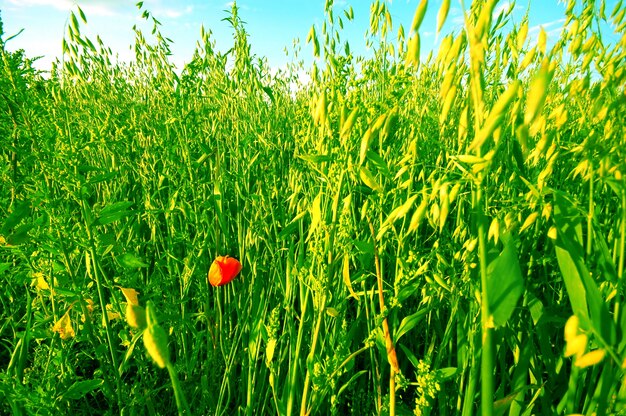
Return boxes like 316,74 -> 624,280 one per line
1,0 -> 625,414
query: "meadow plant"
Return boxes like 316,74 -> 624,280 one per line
1,0 -> 625,414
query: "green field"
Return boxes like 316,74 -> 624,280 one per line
1,0 -> 625,414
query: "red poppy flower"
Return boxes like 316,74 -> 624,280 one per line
208,256 -> 242,287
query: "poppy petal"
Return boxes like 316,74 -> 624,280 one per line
208,260 -> 222,286
209,256 -> 242,286
221,257 -> 242,285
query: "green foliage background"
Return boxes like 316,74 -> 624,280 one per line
1,0 -> 625,415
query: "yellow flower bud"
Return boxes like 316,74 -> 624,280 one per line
143,301 -> 170,369
126,303 -> 147,330
143,324 -> 170,369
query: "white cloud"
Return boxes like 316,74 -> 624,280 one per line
529,18 -> 566,33
79,3 -> 118,17
527,18 -> 566,46
543,17 -> 566,28
3,27 -> 63,71
153,5 -> 193,19
451,15 -> 465,26
493,1 -> 514,18
7,0 -> 72,11
450,7 -> 464,26
6,0 -> 120,16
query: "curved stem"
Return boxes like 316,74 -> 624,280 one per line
368,218 -> 398,416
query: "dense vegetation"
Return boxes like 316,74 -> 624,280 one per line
1,0 -> 625,414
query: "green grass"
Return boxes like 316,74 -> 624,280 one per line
1,0 -> 626,414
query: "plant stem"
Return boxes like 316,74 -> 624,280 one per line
476,185 -> 494,416
368,218 -> 398,416
167,362 -> 191,415
300,292 -> 326,416
288,280 -> 309,416
86,239 -> 123,408
615,190 -> 626,324
586,168 -> 594,258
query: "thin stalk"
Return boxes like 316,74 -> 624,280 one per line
287,279 -> 309,416
178,259 -> 188,368
328,345 -> 370,379
363,281 -> 383,412
88,245 -> 122,404
565,364 -> 580,414
247,355 -> 253,416
167,362 -> 191,415
81,203 -> 123,409
465,4 -> 494,411
475,185 -> 494,416
615,190 -> 626,324
618,189 -> 626,281
300,291 -> 326,416
461,329 -> 479,416
586,168 -> 594,258
246,304 -> 266,416
286,229 -> 307,416
368,218 -> 399,416
55,233 -> 115,398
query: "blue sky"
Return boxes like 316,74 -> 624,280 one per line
0,0 -> 618,74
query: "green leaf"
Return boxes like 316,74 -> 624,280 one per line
353,239 -> 374,255
6,223 -> 34,245
1,202 -> 31,235
278,211 -> 307,239
299,154 -> 332,164
433,367 -> 457,379
398,343 -> 420,369
4,29 -> 24,43
553,191 -> 615,343
63,379 -> 104,400
262,86 -> 274,102
365,150 -> 391,178
118,253 -> 148,269
486,234 -> 524,327
95,201 -> 134,226
591,223 -> 618,284
119,331 -> 143,374
53,287 -> 80,297
525,291 -> 544,325
337,370 -> 367,402
359,166 -> 382,192
88,171 -> 118,184
394,307 -> 429,342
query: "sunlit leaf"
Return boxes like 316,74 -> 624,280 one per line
486,235 -> 524,327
